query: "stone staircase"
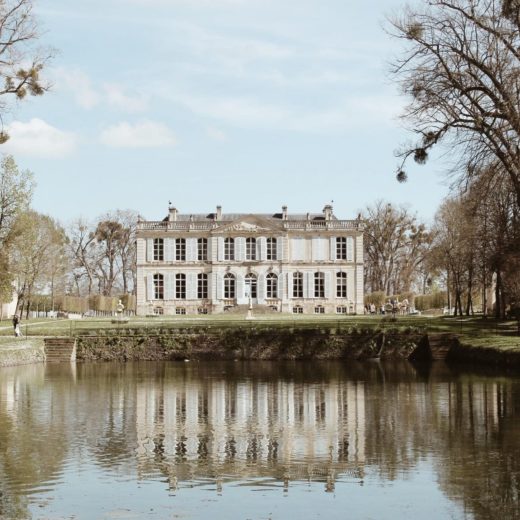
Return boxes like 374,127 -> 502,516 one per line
223,304 -> 280,316
428,333 -> 457,360
44,337 -> 77,363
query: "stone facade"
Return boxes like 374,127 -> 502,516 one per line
136,205 -> 364,315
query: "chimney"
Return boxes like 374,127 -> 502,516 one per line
168,206 -> 178,222
282,205 -> 288,220
216,205 -> 222,221
323,204 -> 333,221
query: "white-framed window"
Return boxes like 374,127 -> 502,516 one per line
175,307 -> 186,315
314,305 -> 325,314
153,238 -> 164,261
198,273 -> 208,299
267,237 -> 277,260
336,306 -> 347,314
314,272 -> 325,298
245,273 -> 257,298
198,238 -> 208,261
337,272 -> 347,298
197,307 -> 208,315
246,237 -> 256,260
176,238 -> 186,261
293,272 -> 303,298
266,273 -> 278,298
224,273 -> 236,298
153,274 -> 164,300
293,305 -> 303,314
175,273 -> 186,299
224,238 -> 235,260
153,306 -> 164,315
336,237 -> 347,260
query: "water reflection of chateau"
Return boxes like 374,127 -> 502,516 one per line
134,378 -> 366,488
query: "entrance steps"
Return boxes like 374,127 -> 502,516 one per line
428,333 -> 458,360
223,304 -> 280,316
44,337 -> 77,363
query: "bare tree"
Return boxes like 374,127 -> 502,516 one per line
389,0 -> 520,208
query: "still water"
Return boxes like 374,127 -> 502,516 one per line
0,360 -> 519,520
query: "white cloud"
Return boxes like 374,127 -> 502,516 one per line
54,67 -> 100,109
3,119 -> 78,158
104,84 -> 149,113
100,121 -> 177,148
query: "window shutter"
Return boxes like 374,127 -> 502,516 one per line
147,239 -> 154,261
236,273 -> 245,303
206,238 -> 212,262
186,272 -> 197,299
216,273 -> 223,299
287,272 -> 293,299
165,273 -> 174,300
236,237 -> 245,261
165,238 -> 175,262
305,272 -> 314,298
330,237 -> 336,261
325,271 -> 333,300
258,237 -> 266,261
257,273 -> 266,302
186,238 -> 196,261
347,237 -> 354,262
276,237 -> 283,261
210,272 -> 217,301
147,275 -> 154,300
277,273 -> 283,299
217,237 -> 224,261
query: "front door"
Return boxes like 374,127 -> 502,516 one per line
245,275 -> 258,304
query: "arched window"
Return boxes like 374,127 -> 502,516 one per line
293,272 -> 303,298
266,273 -> 278,298
175,273 -> 186,299
153,273 -> 164,300
314,272 -> 325,298
224,238 -> 235,260
245,273 -> 257,298
337,272 -> 347,298
224,273 -> 236,298
198,273 -> 208,299
246,237 -> 256,260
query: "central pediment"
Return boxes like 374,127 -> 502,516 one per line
211,215 -> 283,234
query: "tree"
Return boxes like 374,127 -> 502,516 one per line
10,211 -> 67,317
363,201 -> 432,296
389,0 -> 520,208
0,0 -> 51,139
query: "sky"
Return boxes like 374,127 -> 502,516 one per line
3,0 -> 452,224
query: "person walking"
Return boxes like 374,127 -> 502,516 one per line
12,314 -> 21,337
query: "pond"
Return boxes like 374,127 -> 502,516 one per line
0,360 -> 519,519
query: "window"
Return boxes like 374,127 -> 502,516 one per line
337,272 -> 347,298
224,273 -> 236,299
292,305 -> 303,314
267,238 -> 277,260
175,307 -> 186,315
314,305 -> 325,314
198,238 -> 208,261
197,307 -> 208,315
198,273 -> 208,299
175,273 -> 186,299
153,238 -> 164,261
176,238 -> 186,261
336,306 -> 347,314
153,274 -> 164,300
246,237 -> 256,260
245,273 -> 257,298
266,273 -> 278,298
153,306 -> 164,315
293,272 -> 303,298
336,237 -> 347,260
314,272 -> 325,298
224,238 -> 235,260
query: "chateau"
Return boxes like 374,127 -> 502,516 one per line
136,205 -> 364,315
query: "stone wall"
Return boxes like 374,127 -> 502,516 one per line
0,339 -> 45,367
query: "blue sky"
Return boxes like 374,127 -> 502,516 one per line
3,0 -> 451,224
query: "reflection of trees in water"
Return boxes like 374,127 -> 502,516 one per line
0,360 -> 519,517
